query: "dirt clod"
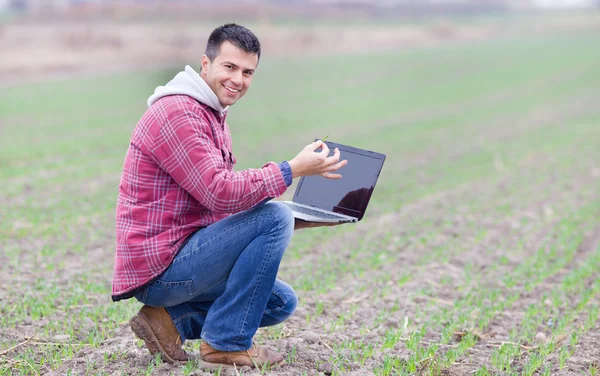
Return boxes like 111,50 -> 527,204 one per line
299,331 -> 320,344
535,332 -> 547,343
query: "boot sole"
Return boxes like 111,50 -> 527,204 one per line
129,314 -> 187,365
196,358 -> 285,371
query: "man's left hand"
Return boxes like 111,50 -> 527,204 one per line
294,219 -> 344,230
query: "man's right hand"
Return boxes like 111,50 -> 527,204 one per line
288,140 -> 348,179
294,218 -> 343,230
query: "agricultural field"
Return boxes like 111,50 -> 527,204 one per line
1,17 -> 600,376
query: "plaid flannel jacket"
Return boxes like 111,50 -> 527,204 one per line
112,95 -> 287,299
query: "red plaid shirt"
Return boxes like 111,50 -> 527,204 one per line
112,95 -> 288,299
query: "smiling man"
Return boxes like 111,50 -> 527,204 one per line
112,24 -> 346,370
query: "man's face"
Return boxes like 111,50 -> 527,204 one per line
200,41 -> 258,108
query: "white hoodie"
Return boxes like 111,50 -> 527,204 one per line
147,65 -> 228,114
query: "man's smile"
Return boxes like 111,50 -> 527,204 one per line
224,84 -> 241,93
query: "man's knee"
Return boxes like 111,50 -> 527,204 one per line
280,291 -> 297,317
265,288 -> 297,324
260,202 -> 294,233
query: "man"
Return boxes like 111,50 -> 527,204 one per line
112,23 -> 347,370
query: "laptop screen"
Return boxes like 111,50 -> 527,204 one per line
292,142 -> 385,221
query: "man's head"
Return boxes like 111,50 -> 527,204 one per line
200,24 -> 261,108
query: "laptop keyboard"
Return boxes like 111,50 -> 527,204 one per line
283,202 -> 348,220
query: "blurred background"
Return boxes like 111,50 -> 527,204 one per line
1,0 -> 599,82
1,1 -> 600,374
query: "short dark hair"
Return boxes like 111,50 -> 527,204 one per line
205,23 -> 261,62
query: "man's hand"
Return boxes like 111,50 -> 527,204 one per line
288,140 -> 347,179
294,218 -> 344,230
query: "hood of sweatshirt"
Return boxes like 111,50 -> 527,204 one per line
147,65 -> 228,114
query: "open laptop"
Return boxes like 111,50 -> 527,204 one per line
280,140 -> 386,223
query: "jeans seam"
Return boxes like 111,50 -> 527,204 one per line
143,279 -> 195,307
264,289 -> 287,315
192,277 -> 228,298
172,311 -> 206,325
171,218 -> 257,266
234,214 -> 278,346
264,304 -> 288,316
139,286 -> 149,303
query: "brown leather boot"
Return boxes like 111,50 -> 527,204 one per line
198,341 -> 285,370
129,305 -> 194,364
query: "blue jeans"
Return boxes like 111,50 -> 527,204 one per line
133,202 -> 297,352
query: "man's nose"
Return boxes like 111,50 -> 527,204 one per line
230,70 -> 243,86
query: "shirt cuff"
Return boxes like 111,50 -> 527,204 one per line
279,161 -> 293,187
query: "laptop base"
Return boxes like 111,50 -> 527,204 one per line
281,201 -> 357,223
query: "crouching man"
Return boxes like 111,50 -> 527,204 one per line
111,23 -> 346,370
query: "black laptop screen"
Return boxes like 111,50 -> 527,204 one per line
293,146 -> 384,220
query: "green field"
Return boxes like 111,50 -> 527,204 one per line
1,26 -> 600,375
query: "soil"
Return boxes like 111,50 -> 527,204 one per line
5,107 -> 599,375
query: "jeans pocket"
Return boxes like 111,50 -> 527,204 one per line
144,279 -> 195,307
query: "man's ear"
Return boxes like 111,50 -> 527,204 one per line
200,55 -> 210,77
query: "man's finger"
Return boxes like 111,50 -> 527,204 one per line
326,159 -> 347,172
321,171 -> 342,179
295,220 -> 343,230
311,222 -> 342,227
308,140 -> 323,151
328,147 -> 340,162
319,142 -> 330,158
333,147 -> 340,158
324,150 -> 342,167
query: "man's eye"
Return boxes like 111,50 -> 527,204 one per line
225,65 -> 233,70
